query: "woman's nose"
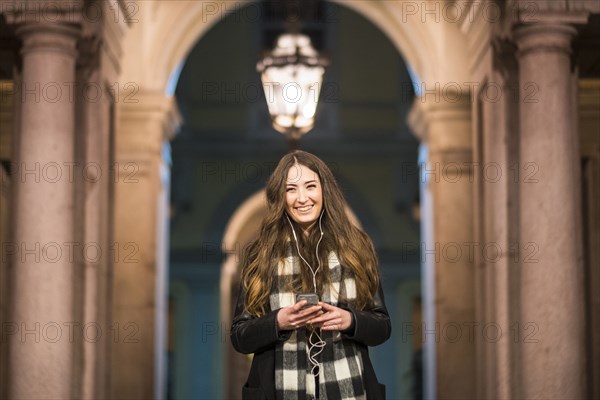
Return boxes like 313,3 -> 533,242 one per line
297,189 -> 307,202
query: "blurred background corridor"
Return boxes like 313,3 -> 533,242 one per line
0,1 -> 599,399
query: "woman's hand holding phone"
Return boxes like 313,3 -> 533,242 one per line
276,299 -> 323,330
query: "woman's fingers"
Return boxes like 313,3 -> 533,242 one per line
292,300 -> 307,312
320,318 -> 343,330
308,303 -> 352,330
298,304 -> 322,316
294,309 -> 323,324
318,301 -> 333,309
308,303 -> 340,324
286,305 -> 323,328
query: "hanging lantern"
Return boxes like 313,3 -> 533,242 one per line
257,33 -> 328,141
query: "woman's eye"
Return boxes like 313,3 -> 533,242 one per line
286,187 -> 294,192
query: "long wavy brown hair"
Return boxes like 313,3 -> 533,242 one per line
241,150 -> 380,317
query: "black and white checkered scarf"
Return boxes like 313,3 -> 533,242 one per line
270,246 -> 366,400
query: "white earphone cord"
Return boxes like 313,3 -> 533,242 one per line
286,211 -> 326,377
286,210 -> 324,292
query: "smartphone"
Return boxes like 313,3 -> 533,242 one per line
296,293 -> 319,310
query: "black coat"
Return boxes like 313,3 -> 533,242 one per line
230,282 -> 391,399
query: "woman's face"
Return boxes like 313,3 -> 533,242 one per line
285,163 -> 323,231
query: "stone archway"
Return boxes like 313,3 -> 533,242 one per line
117,1 -> 475,399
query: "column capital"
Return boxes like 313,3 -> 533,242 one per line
16,22 -> 81,57
408,91 -> 472,153
118,90 -> 182,156
509,3 -> 592,58
513,22 -> 579,58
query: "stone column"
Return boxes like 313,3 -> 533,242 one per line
409,91 -> 476,399
473,39 -> 521,400
579,80 -> 600,400
513,20 -> 587,399
111,89 -> 180,399
8,21 -> 81,398
0,80 -> 15,400
74,2 -> 129,397
74,40 -> 115,400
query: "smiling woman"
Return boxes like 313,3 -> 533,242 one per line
285,163 -> 323,232
231,150 -> 391,400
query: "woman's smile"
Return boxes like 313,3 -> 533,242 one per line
296,204 -> 314,213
